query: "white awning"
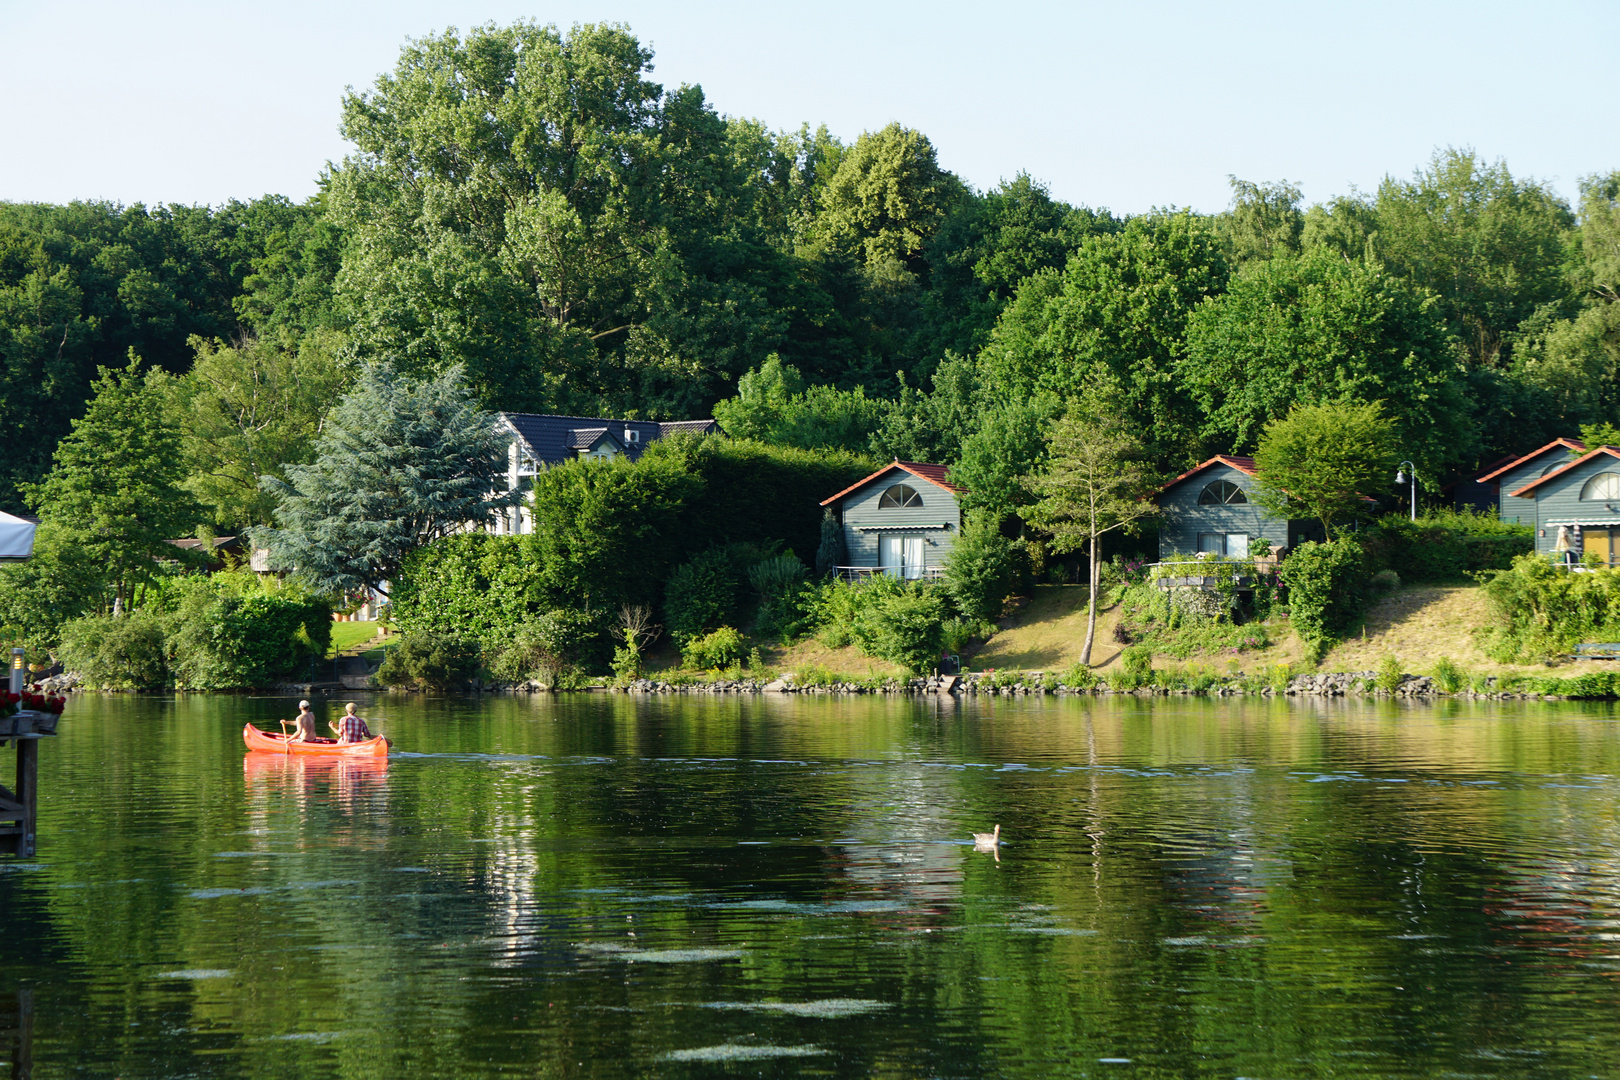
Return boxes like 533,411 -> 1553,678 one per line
0,512 -> 36,561
855,524 -> 954,533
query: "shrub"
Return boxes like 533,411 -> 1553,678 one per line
1059,662 -> 1099,690
1357,510 -> 1533,582
1432,656 -> 1463,693
168,576 -> 331,689
1370,569 -> 1401,594
942,512 -> 1016,621
1377,654 -> 1404,692
855,588 -> 947,675
664,548 -> 745,643
748,553 -> 809,638
376,632 -> 480,690
58,612 -> 169,690
487,608 -> 602,686
1110,644 -> 1154,690
682,626 -> 746,669
815,509 -> 844,577
1278,539 -> 1369,663
1481,554 -> 1620,661
941,617 -> 978,655
392,533 -> 548,639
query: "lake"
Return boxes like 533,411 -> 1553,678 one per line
5,691 -> 1620,1078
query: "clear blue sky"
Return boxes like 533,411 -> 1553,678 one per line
2,0 -> 1614,214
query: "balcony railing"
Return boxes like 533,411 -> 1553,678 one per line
832,565 -> 945,583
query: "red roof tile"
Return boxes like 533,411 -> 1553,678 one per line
1150,455 -> 1258,500
1476,438 -> 1586,484
1507,445 -> 1620,498
820,460 -> 962,506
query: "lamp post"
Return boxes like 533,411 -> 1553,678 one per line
1395,461 -> 1416,522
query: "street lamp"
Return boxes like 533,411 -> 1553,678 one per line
1395,461 -> 1416,522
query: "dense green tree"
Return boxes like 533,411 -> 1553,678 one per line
711,355 -> 891,452
806,123 -> 965,276
949,392 -> 1062,518
1365,148 -> 1577,368
328,21 -> 792,417
977,212 -> 1229,466
156,331 -> 352,528
0,200 -> 274,511
1181,248 -> 1470,475
1577,171 -> 1620,304
1219,176 -> 1304,263
0,522 -> 108,654
1252,400 -> 1397,539
874,351 -> 982,464
26,360 -> 200,613
941,511 -> 1017,622
261,363 -> 516,598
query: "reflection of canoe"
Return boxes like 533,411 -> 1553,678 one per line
243,750 -> 389,782
242,724 -> 390,757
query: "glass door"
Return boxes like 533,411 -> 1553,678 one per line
902,537 -> 924,579
880,535 -> 903,577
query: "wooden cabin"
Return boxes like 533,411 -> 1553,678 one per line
1506,445 -> 1620,564
1475,438 -> 1586,527
820,461 -> 964,579
1153,455 -> 1325,560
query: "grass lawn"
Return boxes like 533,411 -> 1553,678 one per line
327,620 -> 383,658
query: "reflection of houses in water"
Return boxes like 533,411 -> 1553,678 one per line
826,763 -> 976,917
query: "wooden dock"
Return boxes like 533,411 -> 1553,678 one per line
0,712 -> 54,859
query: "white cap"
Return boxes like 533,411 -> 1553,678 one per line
298,700 -> 310,709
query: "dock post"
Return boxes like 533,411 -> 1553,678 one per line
14,740 -> 35,859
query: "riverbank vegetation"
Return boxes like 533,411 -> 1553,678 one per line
1,18 -> 1617,692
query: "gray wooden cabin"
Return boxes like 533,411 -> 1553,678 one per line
1476,438 -> 1586,528
1506,445 -> 1620,564
1154,455 -> 1323,560
820,461 -> 964,579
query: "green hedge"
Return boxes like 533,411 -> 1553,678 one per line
392,533 -> 548,638
169,587 -> 331,689
1357,511 -> 1533,582
1480,553 -> 1620,662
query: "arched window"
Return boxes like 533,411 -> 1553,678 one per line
1581,472 -> 1620,501
1198,480 -> 1248,506
879,484 -> 923,508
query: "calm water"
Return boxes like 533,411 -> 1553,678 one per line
6,692 -> 1620,1078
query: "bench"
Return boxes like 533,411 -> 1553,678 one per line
1574,643 -> 1620,659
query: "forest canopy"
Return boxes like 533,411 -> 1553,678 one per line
2,17 -> 1617,529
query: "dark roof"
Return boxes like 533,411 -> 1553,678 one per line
1151,455 -> 1258,500
1477,438 -> 1587,484
567,427 -> 618,452
820,460 -> 963,507
1440,453 -> 1519,495
1507,445 -> 1620,498
500,413 -> 717,466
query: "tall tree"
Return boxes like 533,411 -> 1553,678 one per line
1220,176 -> 1304,263
1181,248 -> 1469,476
260,363 -> 517,599
26,360 -> 200,613
976,211 -> 1230,467
1024,410 -> 1157,665
1367,148 -> 1577,368
1252,400 -> 1396,539
329,20 -> 788,416
158,331 -> 352,528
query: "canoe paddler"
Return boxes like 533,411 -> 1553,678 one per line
331,702 -> 375,745
284,699 -> 318,743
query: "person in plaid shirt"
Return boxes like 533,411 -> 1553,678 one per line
331,702 -> 374,744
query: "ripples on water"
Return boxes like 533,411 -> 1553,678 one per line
5,692 -> 1620,1077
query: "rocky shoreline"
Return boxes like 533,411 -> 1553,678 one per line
35,668 -> 1590,701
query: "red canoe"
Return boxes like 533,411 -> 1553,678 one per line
242,724 -> 391,757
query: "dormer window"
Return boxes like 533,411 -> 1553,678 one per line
1198,480 -> 1248,505
1581,472 -> 1620,500
879,484 -> 923,508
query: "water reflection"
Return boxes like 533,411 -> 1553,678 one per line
5,692 -> 1620,1077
